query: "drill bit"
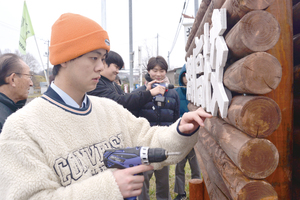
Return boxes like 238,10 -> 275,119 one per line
166,152 -> 181,156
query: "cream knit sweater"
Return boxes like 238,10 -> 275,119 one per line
0,94 -> 198,200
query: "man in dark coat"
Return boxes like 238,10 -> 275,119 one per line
134,56 -> 180,200
0,53 -> 33,132
87,51 -> 166,116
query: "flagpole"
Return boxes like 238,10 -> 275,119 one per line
33,36 -> 49,86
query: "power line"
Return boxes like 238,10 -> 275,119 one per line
0,21 -> 19,32
168,0 -> 189,55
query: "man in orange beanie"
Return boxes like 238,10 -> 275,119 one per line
0,13 -> 212,200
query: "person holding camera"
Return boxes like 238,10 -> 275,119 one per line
133,56 -> 180,200
88,50 -> 166,117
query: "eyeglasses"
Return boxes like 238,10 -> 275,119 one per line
6,72 -> 33,80
15,73 -> 33,80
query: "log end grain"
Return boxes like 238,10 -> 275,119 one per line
240,10 -> 280,52
228,96 -> 282,138
239,138 -> 279,179
237,181 -> 278,200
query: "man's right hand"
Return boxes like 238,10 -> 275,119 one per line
113,164 -> 154,198
150,85 -> 166,96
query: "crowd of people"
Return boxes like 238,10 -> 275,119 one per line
0,12 -> 211,200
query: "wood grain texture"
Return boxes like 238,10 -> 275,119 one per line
221,0 -> 275,31
224,52 -> 282,94
264,1 -> 293,199
204,117 -> 279,179
198,128 -> 278,200
226,95 -> 281,138
194,145 -> 231,200
189,179 -> 204,200
225,10 -> 280,60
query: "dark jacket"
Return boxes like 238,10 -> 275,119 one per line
175,65 -> 189,117
87,76 -> 153,115
133,84 -> 180,126
0,93 -> 26,132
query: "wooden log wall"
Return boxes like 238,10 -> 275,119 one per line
186,0 -> 293,199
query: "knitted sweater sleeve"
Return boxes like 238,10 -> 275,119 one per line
0,116 -> 123,200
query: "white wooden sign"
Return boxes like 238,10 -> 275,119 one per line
186,8 -> 229,118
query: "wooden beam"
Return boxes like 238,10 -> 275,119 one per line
264,1 -> 293,199
189,179 -> 204,200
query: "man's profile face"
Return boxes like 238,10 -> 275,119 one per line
101,62 -> 120,82
15,60 -> 33,102
62,48 -> 107,94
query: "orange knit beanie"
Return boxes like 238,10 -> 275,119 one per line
49,13 -> 110,65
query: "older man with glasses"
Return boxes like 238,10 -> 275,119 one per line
0,53 -> 33,132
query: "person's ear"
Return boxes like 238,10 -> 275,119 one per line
6,73 -> 17,87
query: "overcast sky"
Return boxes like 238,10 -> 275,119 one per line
0,0 -> 198,72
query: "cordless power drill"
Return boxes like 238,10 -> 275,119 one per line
151,83 -> 174,107
103,146 -> 180,200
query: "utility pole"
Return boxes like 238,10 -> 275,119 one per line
129,0 -> 134,92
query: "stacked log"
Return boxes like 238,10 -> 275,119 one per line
204,117 -> 279,179
196,127 -> 278,200
185,0 -> 276,61
224,52 -> 282,95
224,10 -> 280,60
185,0 -> 293,199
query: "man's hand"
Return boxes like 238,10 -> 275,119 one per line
113,164 -> 154,198
146,80 -> 165,96
178,107 -> 212,134
149,85 -> 166,96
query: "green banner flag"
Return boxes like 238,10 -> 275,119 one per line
19,1 -> 35,55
